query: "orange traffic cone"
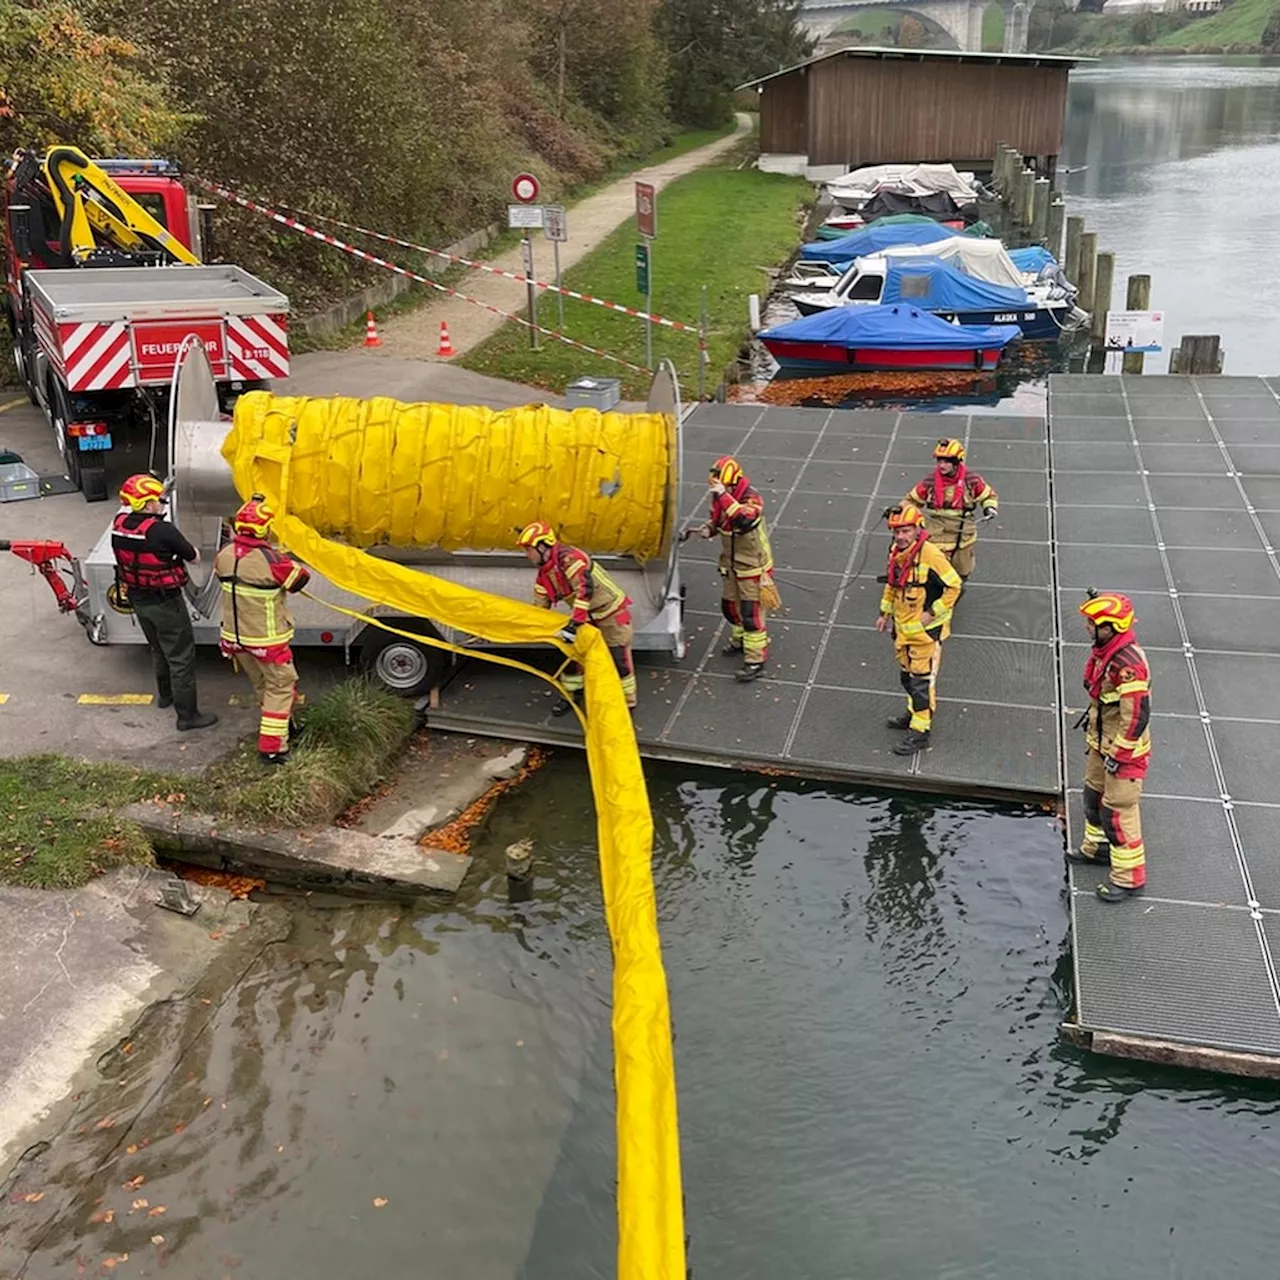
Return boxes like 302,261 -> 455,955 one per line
363,311 -> 382,348
437,320 -> 455,359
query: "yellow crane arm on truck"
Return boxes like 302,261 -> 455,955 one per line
34,145 -> 198,266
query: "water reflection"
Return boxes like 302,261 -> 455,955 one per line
1063,57 -> 1280,374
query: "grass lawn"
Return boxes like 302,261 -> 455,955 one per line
0,679 -> 416,889
460,159 -> 812,399
982,3 -> 1005,49
1154,0 -> 1272,45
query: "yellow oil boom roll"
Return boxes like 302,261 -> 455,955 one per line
226,393 -> 675,558
209,376 -> 685,1279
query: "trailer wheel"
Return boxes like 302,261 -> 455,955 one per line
49,378 -> 107,502
358,618 -> 449,696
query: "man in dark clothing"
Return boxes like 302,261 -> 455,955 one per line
111,473 -> 217,731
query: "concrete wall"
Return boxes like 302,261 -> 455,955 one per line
297,221 -> 502,339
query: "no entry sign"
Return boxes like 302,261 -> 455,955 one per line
512,172 -> 540,204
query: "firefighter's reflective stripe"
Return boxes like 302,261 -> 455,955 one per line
217,581 -> 294,647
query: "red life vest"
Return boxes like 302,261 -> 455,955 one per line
886,529 -> 930,587
111,511 -> 189,593
931,463 -> 971,510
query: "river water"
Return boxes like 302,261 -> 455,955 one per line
7,757 -> 1280,1278
1063,55 -> 1280,375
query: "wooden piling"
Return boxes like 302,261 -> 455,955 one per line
1065,216 -> 1084,285
1122,274 -> 1151,374
1076,231 -> 1098,317
1020,168 -> 1036,229
1170,335 -> 1222,375
1031,179 -> 1051,245
1046,194 -> 1066,261
1090,251 -> 1115,342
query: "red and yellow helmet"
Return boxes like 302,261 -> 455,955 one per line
515,521 -> 557,550
1079,591 -> 1135,633
233,494 -> 275,537
886,503 -> 926,529
934,438 -> 965,462
119,473 -> 165,512
710,456 -> 744,489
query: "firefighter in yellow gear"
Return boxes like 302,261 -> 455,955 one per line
1068,590 -> 1152,902
213,495 -> 310,764
902,438 -> 998,584
876,503 -> 962,756
516,521 -> 637,717
685,455 -> 780,683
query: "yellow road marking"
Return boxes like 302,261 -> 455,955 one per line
0,397 -> 28,415
0,694 -> 9,704
77,693 -> 154,705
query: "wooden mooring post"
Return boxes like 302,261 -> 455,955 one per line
1169,335 -> 1224,375
1090,251 -> 1114,343
1046,194 -> 1066,260
1076,231 -> 1098,316
1031,179 -> 1051,245
1020,168 -> 1036,230
1123,274 -> 1151,374
1064,216 -> 1084,287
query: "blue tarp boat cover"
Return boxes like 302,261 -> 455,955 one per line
879,258 -> 1030,311
1009,245 -> 1057,273
799,221 -> 952,263
760,304 -> 1021,351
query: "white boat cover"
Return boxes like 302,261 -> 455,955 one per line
825,162 -> 977,205
879,237 -> 1027,289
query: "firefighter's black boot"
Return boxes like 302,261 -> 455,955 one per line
735,662 -> 765,683
892,730 -> 930,756
551,692 -> 580,718
885,712 -> 912,730
174,689 -> 218,732
156,682 -> 174,710
260,749 -> 290,766
1097,880 -> 1144,902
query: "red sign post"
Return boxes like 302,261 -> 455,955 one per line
512,173 -> 541,349
634,181 -> 657,239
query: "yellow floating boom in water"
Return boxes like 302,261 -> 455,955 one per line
217,381 -> 686,1280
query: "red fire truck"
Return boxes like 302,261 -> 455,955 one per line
3,146 -> 288,501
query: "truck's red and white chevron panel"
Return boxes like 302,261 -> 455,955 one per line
228,312 -> 289,379
59,321 -> 134,391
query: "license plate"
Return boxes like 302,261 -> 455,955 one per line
77,434 -> 113,452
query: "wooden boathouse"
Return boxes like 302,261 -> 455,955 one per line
740,47 -> 1084,182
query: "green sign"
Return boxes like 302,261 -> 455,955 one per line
635,242 -> 650,296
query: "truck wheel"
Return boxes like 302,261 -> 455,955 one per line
8,311 -> 37,405
358,618 -> 449,696
49,377 -> 82,489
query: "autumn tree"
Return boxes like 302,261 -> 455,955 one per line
0,2 -> 187,154
658,0 -> 814,127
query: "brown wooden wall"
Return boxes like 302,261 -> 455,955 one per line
794,58 -> 1069,166
759,74 -> 809,154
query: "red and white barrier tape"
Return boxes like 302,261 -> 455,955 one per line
195,178 -> 706,339
197,181 -> 660,379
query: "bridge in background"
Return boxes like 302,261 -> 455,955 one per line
798,0 -> 1033,53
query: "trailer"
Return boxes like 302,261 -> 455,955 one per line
10,341 -> 686,698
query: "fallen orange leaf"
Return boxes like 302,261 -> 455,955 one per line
125,1144 -> 138,1155
373,1197 -> 388,1208
123,1175 -> 144,1191
101,1256 -> 129,1271
131,1198 -> 149,1210
22,1191 -> 44,1203
94,1117 -> 115,1131
151,1235 -> 165,1245
148,1205 -> 167,1218
90,1209 -> 115,1225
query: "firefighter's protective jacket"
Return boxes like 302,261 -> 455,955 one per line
534,544 -> 630,625
880,534 -> 962,641
709,484 -> 773,581
214,534 -> 310,651
904,465 -> 998,552
1083,633 -> 1152,779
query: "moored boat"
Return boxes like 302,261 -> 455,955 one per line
758,303 -> 1021,373
789,255 -> 1085,339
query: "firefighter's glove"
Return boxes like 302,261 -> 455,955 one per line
708,480 -> 726,496
981,506 -> 998,522
1104,755 -> 1121,775
558,624 -> 579,646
